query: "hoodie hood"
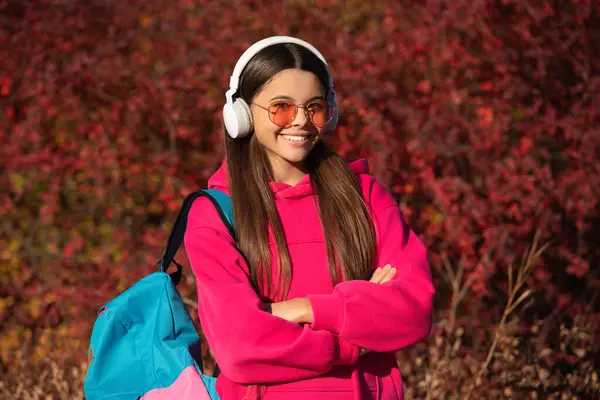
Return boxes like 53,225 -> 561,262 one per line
207,158 -> 370,200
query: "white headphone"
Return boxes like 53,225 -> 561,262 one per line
223,36 -> 338,139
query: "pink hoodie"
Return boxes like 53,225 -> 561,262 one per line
184,159 -> 434,400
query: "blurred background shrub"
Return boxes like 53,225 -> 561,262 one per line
1,0 -> 598,398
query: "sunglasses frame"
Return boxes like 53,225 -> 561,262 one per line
251,99 -> 334,128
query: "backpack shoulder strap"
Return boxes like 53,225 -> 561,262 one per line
202,189 -> 234,230
159,189 -> 235,280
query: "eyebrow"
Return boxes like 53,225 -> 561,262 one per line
269,95 -> 326,103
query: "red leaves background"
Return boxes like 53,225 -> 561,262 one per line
1,0 -> 598,397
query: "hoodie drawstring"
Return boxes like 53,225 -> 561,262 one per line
351,367 -> 361,400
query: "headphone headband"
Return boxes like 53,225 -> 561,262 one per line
226,36 -> 334,103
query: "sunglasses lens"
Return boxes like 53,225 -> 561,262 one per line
307,101 -> 332,126
269,101 -> 297,127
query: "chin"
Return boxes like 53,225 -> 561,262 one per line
279,150 -> 310,164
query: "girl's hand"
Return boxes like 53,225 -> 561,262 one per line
369,264 -> 396,284
268,297 -> 314,324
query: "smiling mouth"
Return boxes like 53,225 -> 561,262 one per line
279,134 -> 312,142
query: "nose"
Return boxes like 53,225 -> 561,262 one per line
291,105 -> 311,127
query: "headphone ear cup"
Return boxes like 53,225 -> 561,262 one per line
224,98 -> 253,138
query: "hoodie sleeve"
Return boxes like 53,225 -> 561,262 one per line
184,197 -> 359,385
307,178 -> 435,353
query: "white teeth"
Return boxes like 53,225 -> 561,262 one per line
281,135 -> 308,141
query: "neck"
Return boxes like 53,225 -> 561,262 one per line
268,155 -> 308,186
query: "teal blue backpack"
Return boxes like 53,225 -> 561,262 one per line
84,189 -> 233,400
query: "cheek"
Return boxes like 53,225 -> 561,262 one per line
252,109 -> 278,140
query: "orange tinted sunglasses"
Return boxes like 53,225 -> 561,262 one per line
252,100 -> 334,128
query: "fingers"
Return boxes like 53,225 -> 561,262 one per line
380,266 -> 396,284
370,265 -> 390,283
369,265 -> 387,283
369,264 -> 396,284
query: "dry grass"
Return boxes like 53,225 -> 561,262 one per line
1,352 -> 85,400
398,233 -> 600,399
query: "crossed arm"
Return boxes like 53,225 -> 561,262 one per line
270,264 -> 397,324
269,265 -> 397,355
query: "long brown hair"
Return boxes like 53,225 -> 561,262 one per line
225,43 -> 376,301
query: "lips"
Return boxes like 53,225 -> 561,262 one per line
280,134 -> 310,141
278,132 -> 315,146
279,132 -> 312,137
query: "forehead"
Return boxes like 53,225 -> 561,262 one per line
254,69 -> 326,101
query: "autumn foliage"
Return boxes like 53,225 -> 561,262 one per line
1,0 -> 599,398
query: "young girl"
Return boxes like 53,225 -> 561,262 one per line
184,36 -> 434,400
